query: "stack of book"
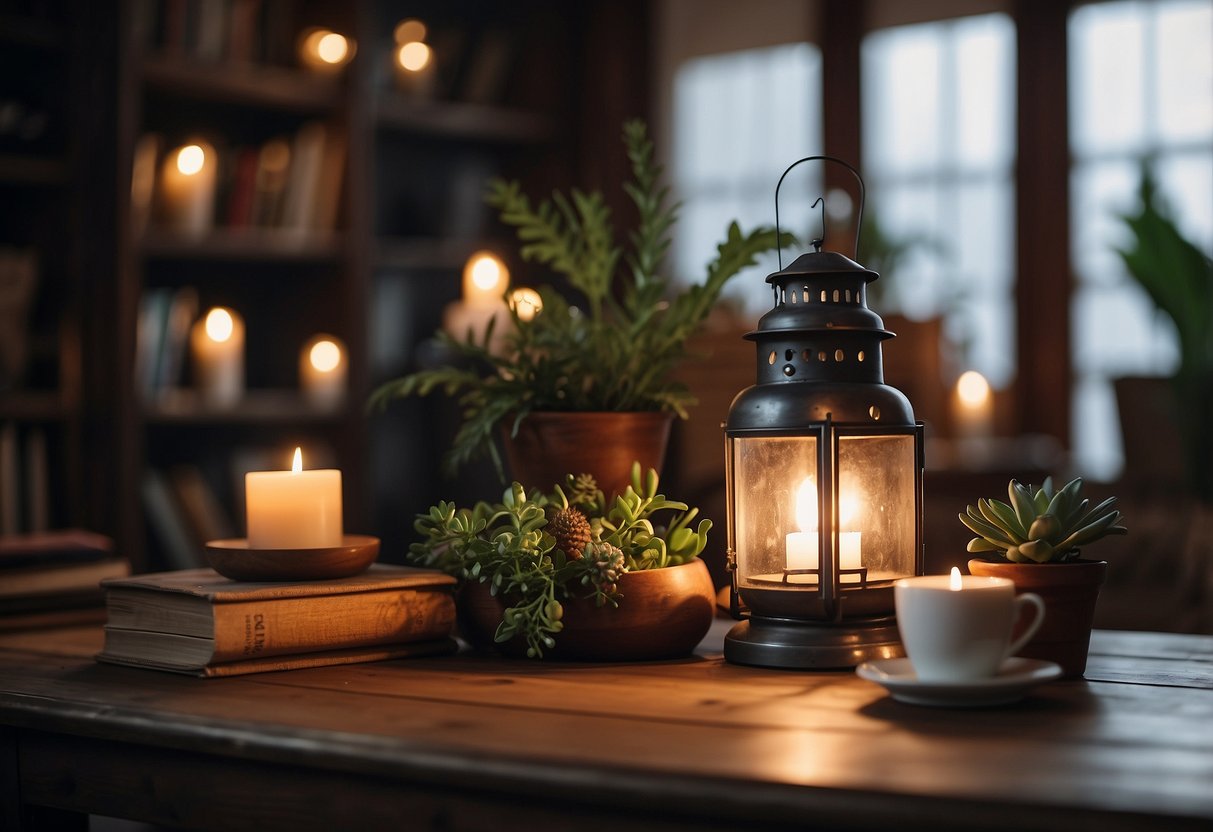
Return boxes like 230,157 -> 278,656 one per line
0,530 -> 130,630
97,564 -> 458,676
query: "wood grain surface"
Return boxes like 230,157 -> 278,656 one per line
1,625 -> 1211,831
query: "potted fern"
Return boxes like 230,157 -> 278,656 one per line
960,476 -> 1127,677
370,121 -> 784,497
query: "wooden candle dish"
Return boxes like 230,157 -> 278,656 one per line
205,535 -> 379,581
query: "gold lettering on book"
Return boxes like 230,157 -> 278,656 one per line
244,613 -> 267,655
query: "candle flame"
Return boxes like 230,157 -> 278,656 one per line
292,447 -> 303,474
957,370 -> 991,407
316,32 -> 349,64
793,476 -> 858,533
398,40 -> 431,72
950,566 -> 963,591
204,307 -> 234,343
176,145 -> 205,176
309,339 -> 341,373
509,287 -> 543,321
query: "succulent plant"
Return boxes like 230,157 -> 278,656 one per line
960,477 -> 1127,564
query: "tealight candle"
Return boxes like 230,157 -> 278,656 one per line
300,333 -> 347,410
190,306 -> 244,407
245,447 -> 342,549
160,141 -> 217,235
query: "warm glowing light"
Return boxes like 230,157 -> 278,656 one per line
204,308 -> 234,343
794,477 -> 857,531
291,447 -> 303,474
316,32 -> 349,64
397,41 -> 431,72
786,476 -> 863,576
309,339 -> 341,373
957,370 -> 991,407
394,19 -> 427,43
950,566 -> 964,591
509,287 -> 543,322
176,145 -> 205,176
462,251 -> 508,308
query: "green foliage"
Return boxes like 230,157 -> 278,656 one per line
408,463 -> 711,658
960,477 -> 1126,564
369,119 -> 790,477
1116,167 -> 1213,501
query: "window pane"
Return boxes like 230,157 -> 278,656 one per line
956,14 -> 1016,170
1156,2 -> 1213,143
1069,3 -> 1146,155
673,43 -> 823,313
863,26 -> 943,174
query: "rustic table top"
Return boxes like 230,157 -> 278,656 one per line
1,622 -> 1211,831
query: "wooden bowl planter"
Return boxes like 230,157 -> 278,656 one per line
968,558 -> 1107,679
459,558 -> 716,661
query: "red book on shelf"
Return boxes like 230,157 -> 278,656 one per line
225,146 -> 259,229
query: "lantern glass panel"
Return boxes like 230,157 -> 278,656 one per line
837,434 -> 918,581
732,435 -> 818,589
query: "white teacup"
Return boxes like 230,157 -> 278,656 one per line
895,571 -> 1045,683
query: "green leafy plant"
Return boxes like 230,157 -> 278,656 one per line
960,477 -> 1127,564
369,120 -> 788,476
409,463 -> 710,658
1116,167 -> 1213,501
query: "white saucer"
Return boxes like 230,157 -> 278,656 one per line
856,657 -> 1063,707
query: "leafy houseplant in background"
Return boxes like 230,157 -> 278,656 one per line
1116,168 -> 1213,502
370,120 -> 786,497
409,464 -> 715,660
961,476 -> 1127,677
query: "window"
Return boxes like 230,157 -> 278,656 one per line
861,14 -> 1017,388
1069,0 -> 1213,480
672,43 -> 823,313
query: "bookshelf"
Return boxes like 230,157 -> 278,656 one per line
1,0 -> 647,570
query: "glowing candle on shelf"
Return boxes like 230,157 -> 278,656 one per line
509,287 -> 543,322
443,251 -> 509,346
245,447 -> 343,549
953,370 -> 993,439
785,477 -> 863,581
300,334 -> 347,409
394,22 -> 435,96
160,141 -> 217,235
298,28 -> 356,73
190,306 -> 244,407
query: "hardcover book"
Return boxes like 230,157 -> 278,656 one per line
97,564 -> 458,676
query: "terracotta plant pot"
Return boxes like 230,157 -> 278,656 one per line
968,558 -> 1107,679
459,558 -> 716,661
501,411 -> 674,500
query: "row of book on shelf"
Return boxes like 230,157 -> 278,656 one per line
131,120 -> 345,238
133,0 -> 301,67
0,422 -> 50,538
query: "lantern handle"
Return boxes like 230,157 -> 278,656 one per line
774,155 -> 866,270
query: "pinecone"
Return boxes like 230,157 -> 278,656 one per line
548,507 -> 592,559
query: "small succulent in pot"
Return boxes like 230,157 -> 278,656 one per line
960,477 -> 1127,563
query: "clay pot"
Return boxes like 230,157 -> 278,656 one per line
459,558 -> 716,661
967,558 -> 1107,679
501,411 -> 674,499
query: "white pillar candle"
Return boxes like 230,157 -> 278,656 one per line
245,448 -> 343,549
785,477 -> 863,582
300,334 -> 347,409
190,307 -> 244,407
160,141 -> 217,235
953,370 -> 993,439
443,251 -> 509,346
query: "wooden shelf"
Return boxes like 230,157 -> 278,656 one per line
140,229 -> 343,262
142,390 -> 347,426
374,95 -> 559,144
141,55 -> 342,113
0,154 -> 68,186
0,391 -> 73,421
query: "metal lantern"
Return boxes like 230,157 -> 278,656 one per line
724,157 -> 924,669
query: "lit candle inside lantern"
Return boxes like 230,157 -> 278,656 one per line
953,370 -> 993,439
160,141 -> 217,235
785,477 -> 862,581
245,447 -> 343,549
190,306 -> 244,407
299,334 -> 347,410
298,28 -> 356,73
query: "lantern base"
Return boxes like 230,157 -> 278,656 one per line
723,615 -> 904,669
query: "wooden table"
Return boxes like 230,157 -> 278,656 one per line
2,622 -> 1211,831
